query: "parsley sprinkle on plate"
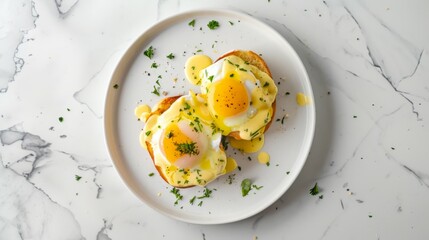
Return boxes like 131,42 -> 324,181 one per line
207,20 -> 220,30
144,46 -> 154,59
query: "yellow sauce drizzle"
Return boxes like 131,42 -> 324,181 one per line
229,134 -> 265,153
185,55 -> 213,85
296,92 -> 310,106
258,151 -> 270,165
225,157 -> 237,173
134,104 -> 151,122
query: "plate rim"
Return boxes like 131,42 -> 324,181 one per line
103,8 -> 316,224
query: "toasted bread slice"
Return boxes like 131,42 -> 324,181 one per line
215,50 -> 277,140
144,96 -> 182,186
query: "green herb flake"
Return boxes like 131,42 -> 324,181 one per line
229,21 -> 234,26
58,117 -> 64,122
263,82 -> 270,87
170,187 -> 183,205
145,130 -> 151,136
189,196 -> 196,205
230,73 -> 234,78
67,108 -> 71,111
175,141 -> 199,155
198,188 -> 213,199
113,84 -> 119,89
151,62 -> 158,68
309,183 -> 320,196
75,175 -> 82,181
151,86 -> 160,96
198,201 -> 203,207
207,20 -> 220,30
144,46 -> 154,59
188,19 -> 196,27
148,172 -> 155,177
166,53 -> 175,59
241,178 -> 252,197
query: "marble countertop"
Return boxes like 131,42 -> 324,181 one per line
1,0 -> 428,239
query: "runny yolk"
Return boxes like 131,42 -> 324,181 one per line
162,123 -> 194,164
209,73 -> 249,117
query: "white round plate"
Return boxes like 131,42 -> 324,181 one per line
104,9 -> 315,224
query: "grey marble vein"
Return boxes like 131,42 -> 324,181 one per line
335,105 -> 404,175
0,154 -> 85,240
58,151 -> 112,198
78,164 -> 111,199
0,0 -> 39,93
385,153 -> 429,189
96,219 -> 112,240
55,0 -> 79,18
0,125 -> 51,179
343,2 -> 423,120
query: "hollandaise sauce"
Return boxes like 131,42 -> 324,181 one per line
296,92 -> 310,106
229,135 -> 265,153
258,151 -> 270,165
185,55 -> 213,85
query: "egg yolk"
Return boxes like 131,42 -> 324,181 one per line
162,123 -> 197,164
208,72 -> 249,117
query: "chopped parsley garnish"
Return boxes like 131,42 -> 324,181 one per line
151,86 -> 160,96
183,102 -> 191,110
208,75 -> 214,82
207,20 -> 219,30
188,19 -> 196,27
229,21 -> 234,25
75,175 -> 82,181
151,62 -> 158,68
166,53 -> 175,59
148,172 -> 155,177
67,108 -> 71,111
252,184 -> 263,190
143,46 -> 154,59
263,82 -> 269,87
198,201 -> 203,207
309,183 -> 320,195
170,187 -> 183,205
113,84 -> 119,89
58,117 -> 64,122
167,131 -> 174,138
230,73 -> 234,77
227,174 -> 235,184
198,188 -> 213,199
175,142 -> 199,155
189,196 -> 196,205
241,179 -> 252,196
145,130 -> 151,136
239,68 -> 247,72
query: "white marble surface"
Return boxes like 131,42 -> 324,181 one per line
1,0 -> 428,239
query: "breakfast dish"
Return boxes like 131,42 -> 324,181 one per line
138,50 -> 278,188
104,9 -> 315,224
